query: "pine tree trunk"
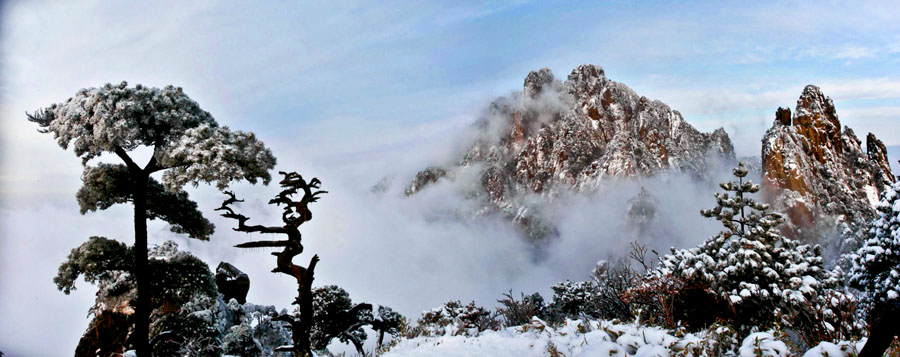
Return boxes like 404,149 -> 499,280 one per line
132,175 -> 149,356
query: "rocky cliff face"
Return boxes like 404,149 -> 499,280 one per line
407,65 -> 736,240
761,85 -> 895,257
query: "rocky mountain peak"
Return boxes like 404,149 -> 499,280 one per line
761,85 -> 894,257
567,64 -> 606,85
866,132 -> 895,184
523,67 -> 558,98
791,85 -> 843,162
565,64 -> 616,107
406,64 -> 736,241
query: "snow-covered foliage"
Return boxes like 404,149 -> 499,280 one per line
54,236 -> 133,295
178,294 -> 292,357
392,318 -> 865,357
369,305 -> 407,350
414,300 -> 497,337
496,291 -> 546,327
850,181 -> 900,311
56,239 -> 214,307
77,163 -> 214,239
548,280 -> 603,320
803,340 -> 869,356
162,122 -> 275,190
150,311 -> 220,356
638,164 -> 859,344
60,240 -> 294,355
388,316 -> 867,356
146,242 -> 218,307
221,323 -> 262,356
306,285 -> 372,353
591,260 -> 637,321
27,81 -> 276,189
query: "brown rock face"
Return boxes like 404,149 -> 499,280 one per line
776,107 -> 792,126
761,85 -> 894,256
792,86 -> 844,162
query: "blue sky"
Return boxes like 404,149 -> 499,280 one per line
3,1 -> 899,179
1,1 -> 899,354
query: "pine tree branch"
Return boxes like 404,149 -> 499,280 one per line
114,145 -> 142,173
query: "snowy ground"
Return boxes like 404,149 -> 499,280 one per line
384,318 -> 867,357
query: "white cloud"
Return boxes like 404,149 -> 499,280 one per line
832,45 -> 878,60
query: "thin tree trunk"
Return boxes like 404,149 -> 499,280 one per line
132,175 -> 149,356
738,176 -> 746,236
377,330 -> 385,352
297,255 -> 319,357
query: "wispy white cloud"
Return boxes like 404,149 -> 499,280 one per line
832,45 -> 879,60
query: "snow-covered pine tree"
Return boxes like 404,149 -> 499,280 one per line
847,179 -> 900,355
29,82 -> 276,355
849,180 -> 900,311
646,163 -> 855,342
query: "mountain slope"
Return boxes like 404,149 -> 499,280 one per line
761,85 -> 895,257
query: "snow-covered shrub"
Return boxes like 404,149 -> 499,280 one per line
194,297 -> 291,357
591,260 -> 637,321
780,287 -> 862,347
149,313 -> 220,356
222,323 -> 263,356
546,280 -> 602,322
370,305 -> 408,351
546,274 -> 634,323
635,163 -> 858,344
497,291 -> 546,327
414,300 -> 497,337
147,244 -> 218,307
849,181 -> 900,313
307,285 -> 373,354
387,317 -> 807,356
625,270 -> 730,329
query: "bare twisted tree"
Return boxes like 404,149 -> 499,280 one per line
217,171 -> 327,356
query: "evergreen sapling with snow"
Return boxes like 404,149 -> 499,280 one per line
638,163 -> 858,344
